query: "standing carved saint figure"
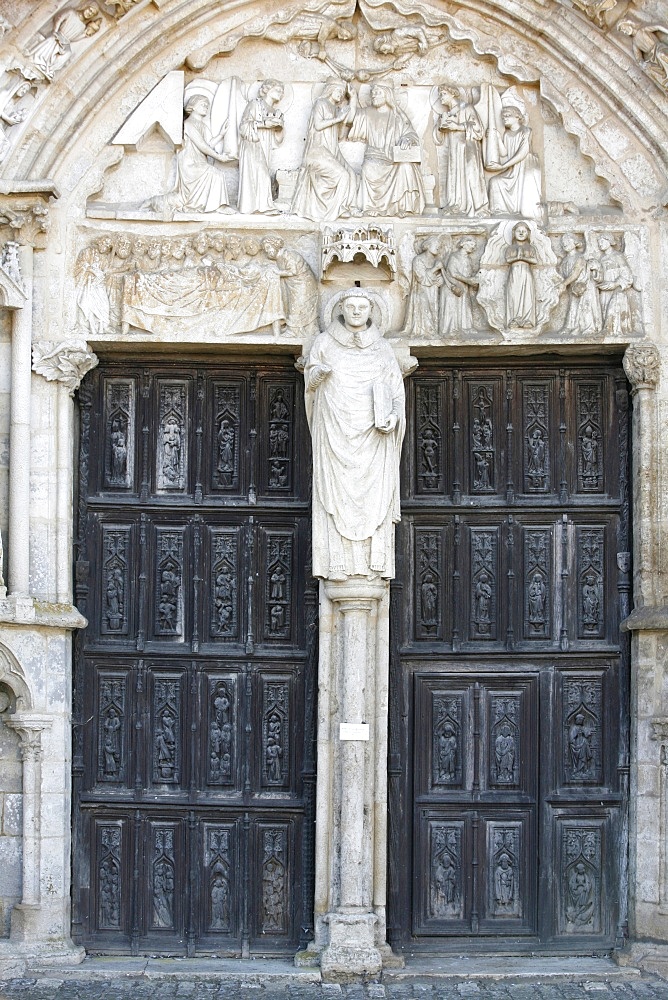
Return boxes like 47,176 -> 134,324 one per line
494,724 -> 515,782
559,233 -> 602,337
595,235 -> 637,337
237,80 -> 284,214
348,83 -> 425,217
75,241 -> 111,335
174,94 -> 232,213
433,85 -> 488,217
494,854 -> 515,907
440,236 -> 479,337
567,862 -> 595,927
401,235 -> 443,338
291,79 -> 358,221
303,289 -> 405,580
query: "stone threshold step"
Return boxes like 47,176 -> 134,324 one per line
384,957 -> 641,981
27,956 -> 320,982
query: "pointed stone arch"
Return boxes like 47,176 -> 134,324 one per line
0,640 -> 33,711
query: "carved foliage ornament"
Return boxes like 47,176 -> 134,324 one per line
32,338 -> 98,394
623,343 -> 660,391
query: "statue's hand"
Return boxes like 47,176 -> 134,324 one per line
309,364 -> 332,387
377,413 -> 398,434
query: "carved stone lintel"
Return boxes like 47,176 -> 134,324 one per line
32,339 -> 99,395
623,343 -> 660,392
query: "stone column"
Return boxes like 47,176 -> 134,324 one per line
32,338 -> 98,604
311,578 -> 398,982
622,344 -> 661,606
7,244 -> 32,598
0,192 -> 57,612
620,344 -> 668,948
5,714 -> 51,940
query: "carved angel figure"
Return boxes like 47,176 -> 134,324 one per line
348,84 -> 425,217
372,26 -> 430,69
617,20 -> 668,91
558,233 -> 602,337
291,79 -> 358,221
237,80 -> 285,214
401,235 -> 443,338
264,14 -> 356,60
433,86 -> 488,217
28,4 -> 102,82
303,289 -> 405,580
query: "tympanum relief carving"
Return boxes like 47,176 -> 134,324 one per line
64,2 -> 649,347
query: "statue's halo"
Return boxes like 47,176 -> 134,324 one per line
324,287 -> 389,331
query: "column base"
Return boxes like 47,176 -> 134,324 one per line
320,911 -> 383,982
0,922 -> 85,977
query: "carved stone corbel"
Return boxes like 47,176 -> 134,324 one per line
32,339 -> 99,396
623,343 -> 661,393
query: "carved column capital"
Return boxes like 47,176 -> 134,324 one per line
5,713 -> 52,759
32,338 -> 99,395
623,343 -> 661,392
0,202 -> 51,249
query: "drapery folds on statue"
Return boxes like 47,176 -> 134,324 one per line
303,289 -> 405,580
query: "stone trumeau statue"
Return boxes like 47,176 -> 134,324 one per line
303,288 -> 405,581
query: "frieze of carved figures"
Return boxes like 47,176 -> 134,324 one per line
617,20 -> 668,92
303,287 -> 405,581
477,221 -> 562,337
25,4 -> 103,83
401,232 -> 482,339
557,231 -> 644,338
623,342 -> 661,390
73,231 -> 318,339
32,338 -> 99,394
110,37 -> 546,225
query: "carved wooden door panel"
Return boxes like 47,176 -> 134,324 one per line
72,360 -> 316,956
388,362 -> 630,952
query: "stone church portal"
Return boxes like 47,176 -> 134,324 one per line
0,0 -> 665,981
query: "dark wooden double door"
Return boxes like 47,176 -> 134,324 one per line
72,359 -> 316,955
388,361 -> 631,952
